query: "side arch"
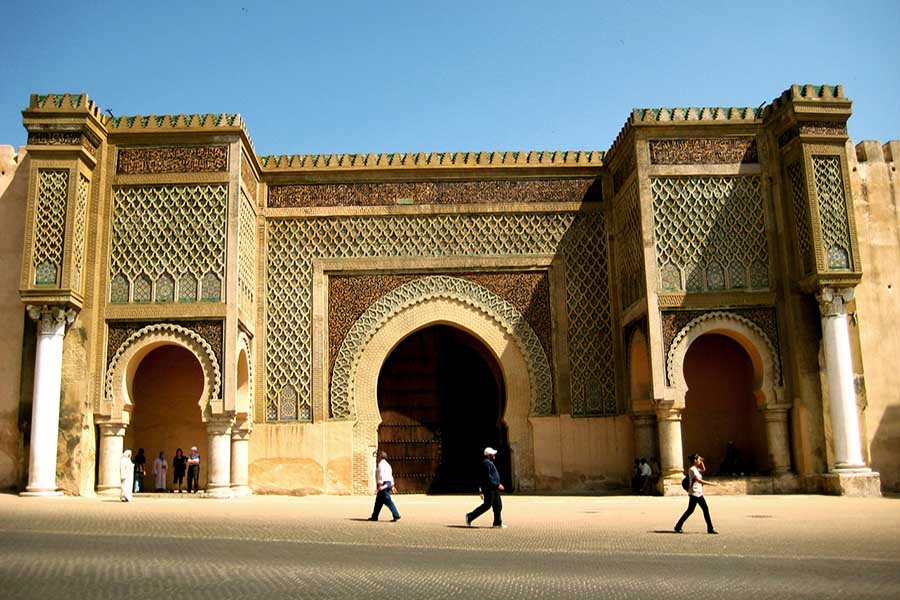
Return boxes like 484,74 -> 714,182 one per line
236,332 -> 254,419
104,323 -> 222,422
330,275 -> 552,420
666,311 -> 783,410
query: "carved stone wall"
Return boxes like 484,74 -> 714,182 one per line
268,178 -> 599,208
651,176 -> 768,292
237,189 -> 256,313
108,184 -> 227,303
241,154 -> 258,201
106,319 -> 224,377
787,161 -> 815,275
71,174 -> 89,292
265,211 -> 614,421
116,145 -> 228,175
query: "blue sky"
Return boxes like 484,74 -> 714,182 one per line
1,1 -> 898,156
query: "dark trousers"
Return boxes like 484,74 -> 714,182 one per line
675,495 -> 714,532
371,485 -> 400,520
468,489 -> 503,526
187,465 -> 200,493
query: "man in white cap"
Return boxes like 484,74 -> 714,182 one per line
465,447 -> 505,528
186,446 -> 201,493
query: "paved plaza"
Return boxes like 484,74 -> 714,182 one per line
0,492 -> 898,599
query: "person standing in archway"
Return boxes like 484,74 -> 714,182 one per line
368,451 -> 401,522
186,446 -> 201,493
466,447 -> 505,528
152,451 -> 168,492
120,450 -> 134,502
674,453 -> 719,534
172,448 -> 187,493
133,448 -> 146,493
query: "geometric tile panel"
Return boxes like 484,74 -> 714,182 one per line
812,156 -> 852,270
266,211 -> 615,421
238,190 -> 257,312
651,176 -> 768,292
614,182 -> 644,310
72,174 -> 89,292
109,185 -> 226,304
787,162 -> 815,274
32,169 -> 69,286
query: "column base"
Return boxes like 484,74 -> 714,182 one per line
206,485 -> 234,499
808,471 -> 882,496
230,485 -> 252,497
20,489 -> 63,497
659,475 -> 685,496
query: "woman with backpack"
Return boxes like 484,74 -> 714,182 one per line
674,453 -> 719,534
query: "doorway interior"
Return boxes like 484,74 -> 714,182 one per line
377,325 -> 511,493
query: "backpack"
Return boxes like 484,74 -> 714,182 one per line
681,473 -> 690,491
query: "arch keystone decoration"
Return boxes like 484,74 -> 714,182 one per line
666,311 -> 783,409
104,323 -> 222,421
329,275 -> 553,420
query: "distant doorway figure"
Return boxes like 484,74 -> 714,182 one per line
172,448 -> 187,493
133,448 -> 146,493
152,451 -> 167,492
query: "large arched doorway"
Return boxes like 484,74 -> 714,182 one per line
377,325 -> 510,494
681,334 -> 768,475
125,345 -> 207,490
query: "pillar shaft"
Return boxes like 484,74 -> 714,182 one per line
632,412 -> 656,460
763,408 -> 791,475
206,417 -> 234,497
656,405 -> 684,478
97,423 -> 126,495
22,305 -> 74,496
817,288 -> 867,470
230,424 -> 251,496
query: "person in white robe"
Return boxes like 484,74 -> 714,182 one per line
152,451 -> 168,492
120,450 -> 134,502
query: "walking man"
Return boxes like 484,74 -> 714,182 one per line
674,453 -> 719,534
369,451 -> 401,522
466,447 -> 505,528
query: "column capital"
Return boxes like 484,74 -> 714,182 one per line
631,411 -> 656,426
206,415 -> 235,436
97,421 -> 127,437
26,304 -> 77,335
815,286 -> 854,317
655,404 -> 682,423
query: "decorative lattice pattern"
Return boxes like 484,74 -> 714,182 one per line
238,190 -> 257,312
787,162 -> 814,274
266,212 -> 615,421
32,169 -> 69,286
651,176 -> 768,292
71,174 -> 89,291
329,276 -> 553,419
614,182 -> 644,309
109,185 -> 226,303
812,156 -> 852,270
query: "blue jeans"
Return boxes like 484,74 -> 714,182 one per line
371,484 -> 400,520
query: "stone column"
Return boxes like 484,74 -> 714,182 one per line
816,287 -> 867,471
632,412 -> 656,460
96,422 -> 127,496
230,420 -> 252,496
762,407 -> 792,475
656,404 -> 684,494
21,305 -> 75,496
206,416 -> 234,497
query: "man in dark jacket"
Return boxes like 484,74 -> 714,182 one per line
465,447 -> 506,528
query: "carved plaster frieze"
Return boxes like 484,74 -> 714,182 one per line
816,286 -> 854,317
26,304 -> 77,335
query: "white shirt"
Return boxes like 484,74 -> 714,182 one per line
640,462 -> 652,477
689,465 -> 704,497
376,459 -> 393,490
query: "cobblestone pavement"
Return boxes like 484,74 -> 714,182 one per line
1,492 -> 898,599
